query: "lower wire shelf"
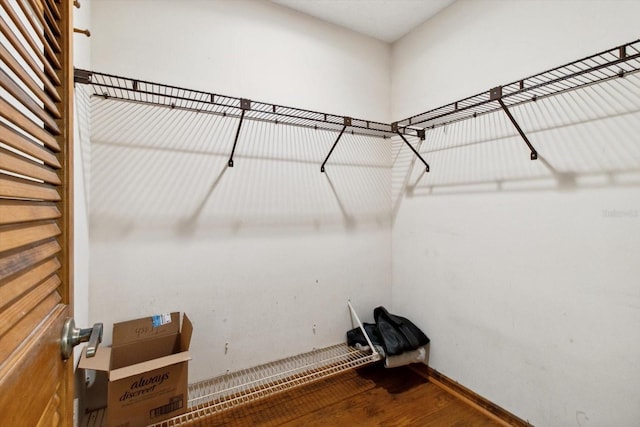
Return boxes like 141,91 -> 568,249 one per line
83,343 -> 380,427
156,343 -> 380,426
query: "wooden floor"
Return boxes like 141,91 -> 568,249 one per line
192,364 -> 504,426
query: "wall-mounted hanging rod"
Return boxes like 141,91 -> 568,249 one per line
74,69 -> 421,141
73,28 -> 90,37
396,39 -> 640,131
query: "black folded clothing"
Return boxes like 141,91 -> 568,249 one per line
346,322 -> 382,348
346,307 -> 430,358
373,306 -> 430,356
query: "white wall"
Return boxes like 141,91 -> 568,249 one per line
391,1 -> 640,426
91,0 -> 390,122
88,0 -> 392,382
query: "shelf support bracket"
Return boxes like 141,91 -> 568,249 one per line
393,123 -> 429,172
228,98 -> 251,167
321,117 -> 351,173
491,87 -> 538,160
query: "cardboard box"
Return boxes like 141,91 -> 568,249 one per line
80,312 -> 192,427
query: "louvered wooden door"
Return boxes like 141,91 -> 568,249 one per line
0,0 -> 73,425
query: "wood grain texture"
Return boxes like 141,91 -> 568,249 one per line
55,0 -> 74,315
37,0 -> 61,37
0,201 -> 61,225
0,67 -> 60,132
0,221 -> 61,253
0,97 -> 61,149
0,121 -> 61,168
56,1 -> 75,422
0,239 -> 61,281
0,41 -> 61,117
0,0 -> 72,425
16,0 -> 63,66
0,304 -> 68,427
0,257 -> 60,311
0,273 -> 61,337
0,292 -> 62,372
409,364 -> 533,427
189,365 -> 504,427
37,381 -> 63,427
0,0 -> 60,85
0,146 -> 61,185
0,175 -> 61,201
0,6 -> 61,91
45,0 -> 61,20
25,0 -> 62,42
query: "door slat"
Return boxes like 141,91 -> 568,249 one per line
0,122 -> 61,168
0,201 -> 61,225
0,292 -> 61,364
0,68 -> 60,134
41,0 -> 62,38
0,147 -> 62,185
27,0 -> 62,39
0,239 -> 61,282
0,14 -> 62,98
0,274 -> 61,337
0,258 -> 60,311
45,0 -> 61,20
1,1 -> 62,71
0,221 -> 62,254
0,97 -> 61,149
0,43 -> 61,118
0,175 -> 61,201
14,0 -> 63,67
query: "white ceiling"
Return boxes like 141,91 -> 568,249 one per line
270,0 -> 456,43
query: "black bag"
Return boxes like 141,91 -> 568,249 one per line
373,306 -> 430,356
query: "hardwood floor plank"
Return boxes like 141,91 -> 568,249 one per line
192,364 -> 506,427
416,400 -> 502,427
192,369 -> 378,427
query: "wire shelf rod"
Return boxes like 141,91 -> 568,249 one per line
142,343 -> 379,426
397,39 -> 640,130
75,68 -> 421,139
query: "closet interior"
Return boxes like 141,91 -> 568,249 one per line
74,38 -> 640,426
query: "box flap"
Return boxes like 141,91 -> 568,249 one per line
78,345 -> 111,372
111,333 -> 179,370
112,312 -> 180,346
109,351 -> 191,382
180,313 -> 193,351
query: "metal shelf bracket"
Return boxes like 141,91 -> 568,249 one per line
73,69 -> 92,85
320,117 -> 351,173
393,122 -> 429,172
228,98 -> 251,167
491,86 -> 538,160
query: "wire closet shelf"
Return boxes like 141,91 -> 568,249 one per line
150,343 -> 380,427
395,39 -> 640,131
77,39 -> 640,171
74,69 -> 421,140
